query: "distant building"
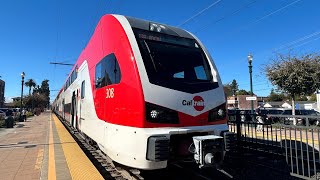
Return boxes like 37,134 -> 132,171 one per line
0,79 -> 4,108
4,97 -> 22,108
262,101 -> 316,110
227,95 -> 261,109
12,97 -> 21,102
263,101 -> 291,108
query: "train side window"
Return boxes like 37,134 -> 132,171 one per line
81,80 -> 85,99
95,53 -> 121,89
104,53 -> 121,85
95,61 -> 103,88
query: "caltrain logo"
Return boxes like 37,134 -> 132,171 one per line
182,96 -> 205,111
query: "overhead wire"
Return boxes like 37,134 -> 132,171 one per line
195,0 -> 257,33
230,0 -> 303,34
177,0 -> 222,27
273,31 -> 320,52
249,0 -> 302,26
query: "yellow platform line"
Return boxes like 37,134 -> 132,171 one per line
48,114 -> 56,180
52,114 -> 103,180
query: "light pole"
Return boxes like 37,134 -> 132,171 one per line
247,54 -> 254,117
20,72 -> 25,121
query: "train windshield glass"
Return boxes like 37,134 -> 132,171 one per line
134,29 -> 219,93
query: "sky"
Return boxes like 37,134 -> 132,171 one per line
0,0 -> 319,102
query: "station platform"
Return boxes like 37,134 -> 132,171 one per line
0,111 -> 103,180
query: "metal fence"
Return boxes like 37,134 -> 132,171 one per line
228,112 -> 320,180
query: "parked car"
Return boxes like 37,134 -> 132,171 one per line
280,109 -> 320,125
300,109 -> 320,125
227,109 -> 253,122
260,108 -> 284,123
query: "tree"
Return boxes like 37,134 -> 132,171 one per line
265,53 -> 320,124
310,93 -> 317,101
223,84 -> 233,97
268,89 -> 286,101
236,89 -> 250,95
23,94 -> 47,109
25,79 -> 36,96
39,80 -> 50,108
230,79 -> 239,96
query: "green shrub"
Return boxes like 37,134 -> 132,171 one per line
26,111 -> 33,118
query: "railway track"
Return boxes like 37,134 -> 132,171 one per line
55,113 -> 144,180
54,113 -> 233,180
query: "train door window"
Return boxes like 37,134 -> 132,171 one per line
81,80 -> 85,99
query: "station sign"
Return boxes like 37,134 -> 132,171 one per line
246,96 -> 257,101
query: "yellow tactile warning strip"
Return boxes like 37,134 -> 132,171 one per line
48,115 -> 57,180
34,148 -> 44,170
51,114 -> 104,180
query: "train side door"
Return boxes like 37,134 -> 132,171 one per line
71,91 -> 76,127
78,62 -> 88,131
62,99 -> 65,119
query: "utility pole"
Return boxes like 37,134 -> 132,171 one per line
247,54 -> 254,119
49,62 -> 74,66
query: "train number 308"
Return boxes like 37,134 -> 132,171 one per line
106,88 -> 114,98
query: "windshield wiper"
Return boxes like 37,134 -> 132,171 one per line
143,40 -> 158,72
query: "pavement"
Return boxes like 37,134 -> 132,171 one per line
0,111 -> 308,180
0,114 -> 47,180
0,111 -> 103,180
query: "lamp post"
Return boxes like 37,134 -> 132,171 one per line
247,54 -> 254,118
20,72 -> 25,121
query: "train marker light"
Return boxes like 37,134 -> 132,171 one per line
218,109 -> 225,117
150,23 -> 166,32
150,110 -> 159,118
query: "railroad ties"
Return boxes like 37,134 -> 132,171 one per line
55,113 -> 144,180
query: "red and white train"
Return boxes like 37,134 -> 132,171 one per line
53,14 -> 233,170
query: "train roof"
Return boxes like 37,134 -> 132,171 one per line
124,16 -> 194,39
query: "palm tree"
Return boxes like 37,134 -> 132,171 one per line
25,79 -> 36,96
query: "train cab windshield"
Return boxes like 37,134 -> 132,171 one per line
134,29 -> 219,93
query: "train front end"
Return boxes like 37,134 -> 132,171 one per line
115,16 -> 235,169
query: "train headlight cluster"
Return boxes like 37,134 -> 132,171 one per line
208,103 -> 226,122
146,102 -> 179,124
150,110 -> 159,119
150,23 -> 166,32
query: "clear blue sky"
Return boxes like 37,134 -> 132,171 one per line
0,0 -> 319,102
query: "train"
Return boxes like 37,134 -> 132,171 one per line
52,14 -> 234,170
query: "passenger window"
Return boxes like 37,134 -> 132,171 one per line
81,81 -> 85,99
173,71 -> 184,78
194,66 -> 207,80
95,53 -> 121,89
95,62 -> 103,88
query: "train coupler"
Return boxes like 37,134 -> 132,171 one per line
192,135 -> 224,168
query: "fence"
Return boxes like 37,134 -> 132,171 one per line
228,112 -> 320,180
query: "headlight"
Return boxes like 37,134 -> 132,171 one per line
146,102 -> 179,124
208,103 -> 226,122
